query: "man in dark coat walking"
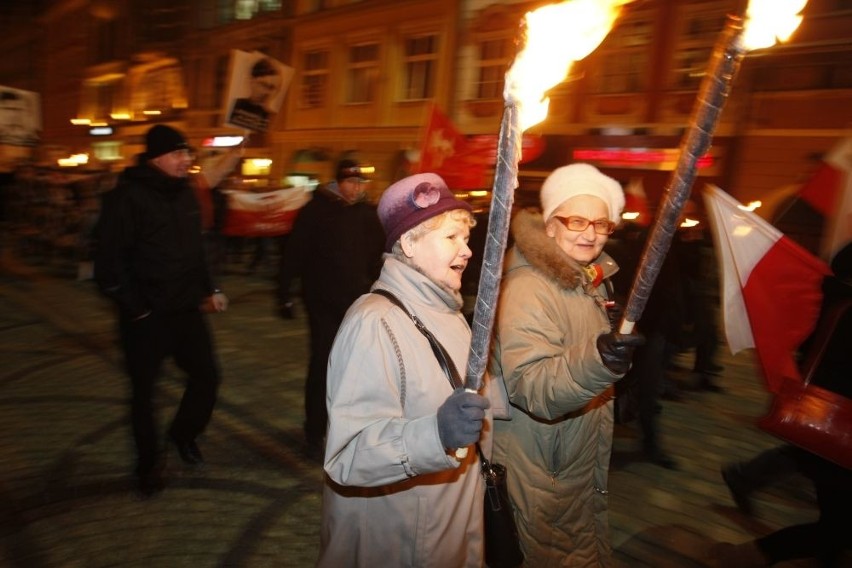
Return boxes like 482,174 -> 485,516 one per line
278,159 -> 385,458
94,124 -> 228,496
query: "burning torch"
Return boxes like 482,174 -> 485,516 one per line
619,0 -> 808,335
457,0 -> 627,458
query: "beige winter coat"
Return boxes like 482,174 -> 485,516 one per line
319,257 -> 485,567
490,209 -> 622,567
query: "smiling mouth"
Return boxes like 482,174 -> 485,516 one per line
451,263 -> 466,273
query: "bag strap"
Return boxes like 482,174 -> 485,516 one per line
371,288 -> 490,467
372,288 -> 463,390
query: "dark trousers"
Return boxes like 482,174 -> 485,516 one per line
756,450 -> 852,566
120,310 -> 220,473
303,300 -> 345,445
616,330 -> 671,452
730,444 -> 800,492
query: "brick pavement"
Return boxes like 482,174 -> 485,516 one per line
0,257 -> 823,567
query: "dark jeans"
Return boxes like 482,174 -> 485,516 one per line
729,444 -> 800,493
637,332 -> 665,453
120,309 -> 220,473
303,299 -> 345,445
617,330 -> 671,454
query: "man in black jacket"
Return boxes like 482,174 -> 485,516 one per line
94,124 -> 228,496
278,159 -> 385,458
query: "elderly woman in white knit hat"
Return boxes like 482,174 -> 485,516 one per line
488,163 -> 644,566
319,173 -> 491,567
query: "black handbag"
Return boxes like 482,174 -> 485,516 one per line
373,289 -> 524,568
480,454 -> 525,568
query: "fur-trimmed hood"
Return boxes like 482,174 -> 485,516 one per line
508,208 -> 618,292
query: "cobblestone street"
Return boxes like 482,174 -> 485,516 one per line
0,257 -> 824,567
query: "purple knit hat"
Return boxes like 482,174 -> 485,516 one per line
377,173 -> 472,252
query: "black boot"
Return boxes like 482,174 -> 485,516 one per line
170,434 -> 204,465
721,463 -> 753,515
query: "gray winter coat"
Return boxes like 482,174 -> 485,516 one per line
319,256 -> 485,567
490,209 -> 622,567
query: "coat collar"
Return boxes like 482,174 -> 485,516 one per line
375,256 -> 464,312
509,208 -> 618,292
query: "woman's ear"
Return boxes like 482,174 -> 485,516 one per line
545,218 -> 557,238
400,232 -> 416,258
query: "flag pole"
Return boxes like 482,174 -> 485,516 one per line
620,15 -> 747,334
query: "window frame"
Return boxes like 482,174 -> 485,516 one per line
345,42 -> 380,105
400,33 -> 439,101
298,48 -> 330,110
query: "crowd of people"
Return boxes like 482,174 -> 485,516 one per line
0,162 -> 116,277
2,122 -> 849,566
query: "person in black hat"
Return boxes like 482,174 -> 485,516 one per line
93,124 -> 229,496
278,157 -> 385,459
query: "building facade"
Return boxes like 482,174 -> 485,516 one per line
1,0 -> 850,210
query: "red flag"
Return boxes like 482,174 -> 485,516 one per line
818,138 -> 852,262
794,138 -> 852,263
798,161 -> 841,216
417,104 -> 491,189
467,132 -> 546,165
703,184 -> 831,392
623,177 -> 650,226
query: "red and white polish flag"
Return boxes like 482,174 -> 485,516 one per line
703,184 -> 832,392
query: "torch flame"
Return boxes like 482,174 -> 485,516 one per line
742,0 -> 808,51
506,0 -> 628,132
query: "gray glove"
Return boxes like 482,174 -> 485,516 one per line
436,389 -> 490,450
597,331 -> 645,375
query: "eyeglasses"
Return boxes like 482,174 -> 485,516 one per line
553,215 -> 616,235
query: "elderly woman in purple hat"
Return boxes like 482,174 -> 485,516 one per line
318,173 -> 491,567
489,163 -> 644,566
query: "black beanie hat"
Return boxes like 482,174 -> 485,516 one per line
336,159 -> 367,182
145,124 -> 190,159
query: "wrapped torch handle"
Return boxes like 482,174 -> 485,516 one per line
621,15 -> 746,333
455,103 -> 522,459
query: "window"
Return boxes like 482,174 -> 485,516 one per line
475,36 -> 512,100
93,19 -> 116,64
592,14 -> 651,94
299,49 -> 329,109
346,43 -> 379,104
96,83 -> 116,118
599,51 -> 648,93
233,0 -> 282,21
402,34 -> 438,101
672,47 -> 709,90
136,2 -> 187,43
196,0 -> 282,26
671,3 -> 731,90
752,54 -> 852,91
92,141 -> 123,162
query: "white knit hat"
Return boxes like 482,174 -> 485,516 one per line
540,163 -> 624,223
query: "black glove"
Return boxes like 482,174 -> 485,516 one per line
436,389 -> 490,450
597,332 -> 645,375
